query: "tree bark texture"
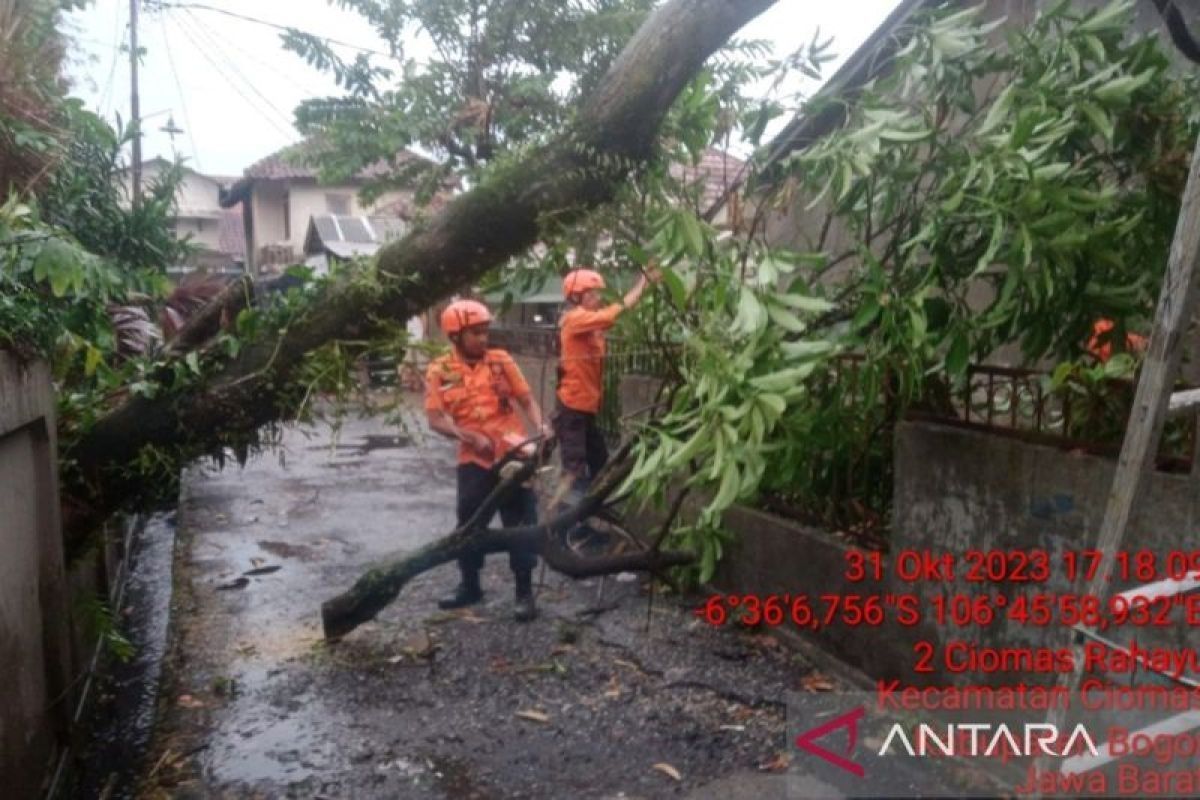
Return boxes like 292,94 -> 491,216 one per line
63,0 -> 777,550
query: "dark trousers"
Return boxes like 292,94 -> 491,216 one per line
553,404 -> 609,489
456,463 -> 538,574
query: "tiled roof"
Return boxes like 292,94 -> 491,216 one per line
218,203 -> 246,259
242,140 -> 422,181
669,148 -> 746,214
222,139 -> 432,208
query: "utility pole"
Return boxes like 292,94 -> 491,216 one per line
130,0 -> 141,209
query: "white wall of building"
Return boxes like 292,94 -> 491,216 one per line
119,161 -> 227,255
249,180 -> 412,257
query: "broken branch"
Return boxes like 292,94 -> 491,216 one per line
320,439 -> 691,640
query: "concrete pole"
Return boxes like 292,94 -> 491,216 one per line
129,0 -> 141,209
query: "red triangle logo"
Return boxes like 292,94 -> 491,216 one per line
795,706 -> 866,777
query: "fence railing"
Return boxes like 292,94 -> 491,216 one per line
489,326 -> 1200,472
487,325 -> 560,358
916,363 -> 1198,471
489,325 -> 679,438
598,338 -> 682,436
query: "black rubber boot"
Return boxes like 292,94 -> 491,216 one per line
438,567 -> 483,609
513,571 -> 537,623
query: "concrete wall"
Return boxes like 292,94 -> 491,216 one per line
121,162 -> 224,222
677,418 -> 1200,687
513,353 -> 560,418
893,420 -> 1200,680
0,354 -> 72,799
173,216 -> 222,253
251,180 -> 289,258
121,163 -> 229,261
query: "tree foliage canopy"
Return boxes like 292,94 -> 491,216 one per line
285,0 -> 657,197
608,0 -> 1200,580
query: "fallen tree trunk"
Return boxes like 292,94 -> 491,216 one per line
162,275 -> 253,357
321,443 -> 692,639
62,0 -> 777,549
321,526 -> 693,639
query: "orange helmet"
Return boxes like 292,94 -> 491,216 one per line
563,269 -> 605,298
440,299 -> 492,334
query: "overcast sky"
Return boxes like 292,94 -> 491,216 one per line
64,0 -> 903,178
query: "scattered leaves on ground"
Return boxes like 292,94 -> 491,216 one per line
758,752 -> 790,772
515,709 -> 550,723
800,672 -> 835,692
652,762 -> 682,781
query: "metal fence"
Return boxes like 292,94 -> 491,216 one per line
488,328 -> 1200,534
489,326 -> 678,438
916,363 -> 1198,471
598,337 -> 681,436
487,325 -> 560,358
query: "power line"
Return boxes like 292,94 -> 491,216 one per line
172,10 -> 295,136
179,9 -> 297,133
178,6 -> 324,97
153,1 -> 394,59
168,12 -> 294,140
159,13 -> 202,170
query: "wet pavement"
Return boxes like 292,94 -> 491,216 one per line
138,400 -> 842,799
74,514 -> 176,800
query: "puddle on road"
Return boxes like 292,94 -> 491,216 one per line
200,661 -> 340,786
322,458 -> 369,469
205,704 -> 342,785
202,536 -> 328,582
306,433 -> 413,455
258,539 -> 320,561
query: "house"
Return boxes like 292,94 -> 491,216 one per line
302,213 -> 408,274
219,140 -> 428,275
119,158 -> 247,275
669,147 -> 746,228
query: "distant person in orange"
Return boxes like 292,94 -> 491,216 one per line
1087,318 -> 1148,363
425,299 -> 551,622
553,266 -> 660,497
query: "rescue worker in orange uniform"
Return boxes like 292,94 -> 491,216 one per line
553,267 -> 659,497
425,299 -> 551,622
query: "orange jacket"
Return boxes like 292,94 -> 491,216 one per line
425,349 -> 532,469
557,303 -> 622,414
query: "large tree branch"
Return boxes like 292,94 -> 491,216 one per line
1152,0 -> 1200,65
162,275 -> 253,358
320,440 -> 692,640
62,0 -> 777,551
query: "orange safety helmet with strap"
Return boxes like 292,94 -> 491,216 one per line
562,269 -> 606,299
440,299 -> 492,335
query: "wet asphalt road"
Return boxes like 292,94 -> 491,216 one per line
138,401 -> 840,799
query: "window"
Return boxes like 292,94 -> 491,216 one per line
326,193 -> 351,215
283,190 -> 291,240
